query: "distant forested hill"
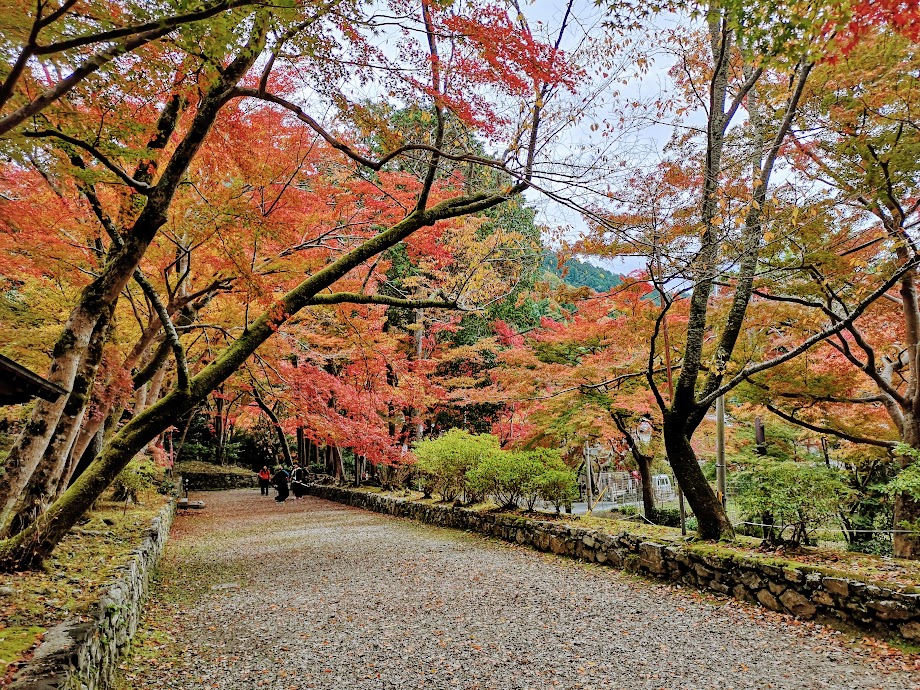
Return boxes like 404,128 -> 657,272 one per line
541,251 -> 622,292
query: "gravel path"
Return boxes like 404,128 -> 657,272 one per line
117,490 -> 919,690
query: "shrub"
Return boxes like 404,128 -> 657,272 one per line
467,451 -> 533,507
537,468 -> 579,513
112,457 -> 159,503
414,430 -> 501,502
847,536 -> 892,557
414,432 -> 576,509
735,461 -> 852,547
649,507 -> 682,528
520,449 -> 568,510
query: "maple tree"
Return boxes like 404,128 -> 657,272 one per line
0,0 -> 275,137
740,28 -> 920,558
0,0 -> 583,570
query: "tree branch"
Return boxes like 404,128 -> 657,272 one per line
697,257 -> 920,410
132,272 -> 190,392
24,130 -> 151,192
765,404 -> 895,448
305,292 -> 458,310
34,0 -> 256,55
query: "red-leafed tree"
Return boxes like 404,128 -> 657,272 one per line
0,0 -> 583,570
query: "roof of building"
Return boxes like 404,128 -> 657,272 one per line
0,354 -> 67,406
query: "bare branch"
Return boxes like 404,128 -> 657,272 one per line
765,404 -> 895,448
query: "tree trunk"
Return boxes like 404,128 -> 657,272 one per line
254,391 -> 293,467
636,453 -> 655,519
0,388 -> 194,571
64,428 -> 104,494
333,445 -> 344,484
663,417 -> 733,539
2,305 -> 114,537
611,413 -> 656,518
894,441 -> 920,558
354,455 -> 363,487
143,361 -> 169,453
0,22 -> 267,532
0,306 -> 103,530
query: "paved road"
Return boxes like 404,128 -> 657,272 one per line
116,491 -> 918,690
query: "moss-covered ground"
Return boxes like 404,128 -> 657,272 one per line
0,489 -> 169,680
173,461 -> 253,476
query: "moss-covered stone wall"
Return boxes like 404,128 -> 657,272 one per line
307,485 -> 920,642
9,500 -> 176,690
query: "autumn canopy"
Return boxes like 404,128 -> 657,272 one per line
2,0 -> 920,571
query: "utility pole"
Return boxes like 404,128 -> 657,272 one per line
716,395 -> 726,509
661,296 -> 686,535
584,443 -> 593,510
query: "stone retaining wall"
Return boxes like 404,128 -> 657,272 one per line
180,470 -> 255,491
307,485 -> 920,642
11,499 -> 176,690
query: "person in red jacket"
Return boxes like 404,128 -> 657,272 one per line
258,465 -> 271,496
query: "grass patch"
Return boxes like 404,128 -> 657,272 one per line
0,625 -> 44,668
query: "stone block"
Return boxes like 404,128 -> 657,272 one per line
606,551 -> 624,567
739,570 -> 764,590
638,542 -> 667,575
822,577 -> 850,598
768,581 -> 786,596
812,590 -> 835,607
780,590 -> 817,619
899,621 -> 920,641
693,563 -> 714,579
783,568 -> 804,584
732,584 -> 756,604
546,533 -> 561,553
756,589 -> 782,612
867,600 -> 911,621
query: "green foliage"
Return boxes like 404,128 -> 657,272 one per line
414,430 -> 501,502
541,251 -> 621,292
414,431 -> 577,509
649,507 -> 683,528
727,413 -> 805,463
112,457 -> 159,503
847,537 -> 892,558
536,468 -> 580,513
700,460 -> 717,482
887,444 -> 920,502
735,461 -> 852,546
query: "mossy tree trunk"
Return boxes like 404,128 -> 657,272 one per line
0,186 -> 526,570
0,18 -> 269,536
2,305 -> 114,538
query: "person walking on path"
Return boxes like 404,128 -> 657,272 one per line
290,463 -> 307,499
258,466 -> 271,496
272,466 -> 290,502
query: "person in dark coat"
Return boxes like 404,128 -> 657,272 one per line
273,466 -> 290,502
290,463 -> 307,499
258,465 -> 271,496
